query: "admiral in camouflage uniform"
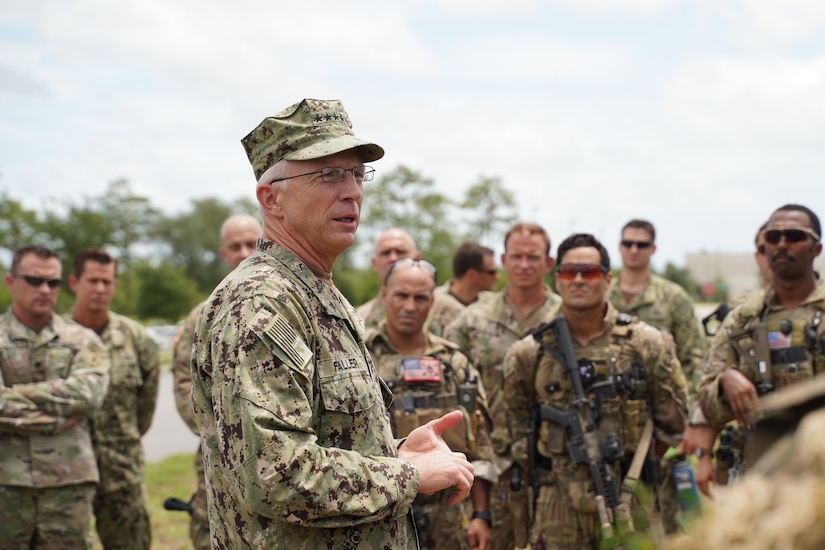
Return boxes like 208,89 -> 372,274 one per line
191,99 -> 475,549
170,214 -> 261,550
699,205 -> 825,470
497,234 -> 687,549
366,257 -> 497,550
68,247 -> 160,550
444,223 -> 561,550
0,245 -> 111,548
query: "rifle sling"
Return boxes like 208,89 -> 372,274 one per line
620,417 -> 653,504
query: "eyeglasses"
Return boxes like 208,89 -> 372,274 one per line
556,263 -> 607,282
270,166 -> 375,184
620,240 -> 653,250
763,227 -> 820,245
12,273 -> 63,289
384,258 -> 437,285
475,267 -> 498,276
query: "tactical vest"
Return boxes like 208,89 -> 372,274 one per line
385,350 -> 480,455
726,295 -> 825,394
534,314 -> 649,465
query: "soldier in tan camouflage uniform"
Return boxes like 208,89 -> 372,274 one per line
68,247 -> 159,549
497,233 -> 688,549
358,228 -> 460,337
357,227 -> 420,327
444,222 -> 561,550
698,204 -> 825,485
608,219 -> 706,396
191,98 -> 475,549
0,244 -> 111,548
170,213 -> 261,550
429,242 -> 499,337
367,257 -> 497,550
666,374 -> 825,550
608,219 -> 707,530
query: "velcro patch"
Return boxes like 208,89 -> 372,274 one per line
263,314 -> 312,367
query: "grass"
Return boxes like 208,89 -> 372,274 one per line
92,452 -> 197,549
146,453 -> 198,549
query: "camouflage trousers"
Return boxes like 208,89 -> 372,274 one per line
491,468 -> 530,550
413,492 -> 470,550
189,449 -> 210,550
0,482 -> 96,549
93,482 -> 150,550
530,484 -> 600,550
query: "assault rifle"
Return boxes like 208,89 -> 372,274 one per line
532,317 -> 633,540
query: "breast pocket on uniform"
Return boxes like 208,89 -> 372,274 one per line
318,360 -> 380,414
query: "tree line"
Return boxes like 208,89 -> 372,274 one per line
1,167 -> 705,323
0,167 -> 522,322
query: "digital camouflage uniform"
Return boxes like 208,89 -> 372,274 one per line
0,311 -> 110,548
500,305 -> 688,549
80,311 -> 159,550
171,301 -> 210,550
191,240 -> 419,549
366,321 -> 497,550
699,278 -> 825,466
443,285 -> 561,550
608,274 -> 706,400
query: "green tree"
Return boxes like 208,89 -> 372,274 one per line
459,175 -> 519,247
359,165 -> 456,281
153,196 -> 258,297
134,261 -> 201,322
660,262 -> 701,299
0,191 -> 44,254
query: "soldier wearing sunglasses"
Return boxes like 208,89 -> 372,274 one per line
0,244 -> 111,547
608,219 -> 708,531
496,233 -> 687,549
698,204 -> 825,483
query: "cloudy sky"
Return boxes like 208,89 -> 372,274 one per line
2,0 -> 825,269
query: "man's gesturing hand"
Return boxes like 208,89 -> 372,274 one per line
399,410 -> 475,504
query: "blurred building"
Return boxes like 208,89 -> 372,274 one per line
686,251 -> 825,300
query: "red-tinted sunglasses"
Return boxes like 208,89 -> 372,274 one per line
556,263 -> 607,281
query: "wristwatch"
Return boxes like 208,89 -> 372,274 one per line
471,510 -> 492,527
694,447 -> 714,459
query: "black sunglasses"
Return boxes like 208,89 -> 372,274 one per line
620,239 -> 653,249
763,227 -> 820,245
12,273 -> 63,289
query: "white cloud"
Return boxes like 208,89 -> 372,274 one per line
721,0 -> 825,49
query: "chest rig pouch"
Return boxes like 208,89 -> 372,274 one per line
727,306 -> 823,395
387,353 -> 477,454
534,314 -> 649,461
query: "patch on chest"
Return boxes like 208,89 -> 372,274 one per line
401,357 -> 443,383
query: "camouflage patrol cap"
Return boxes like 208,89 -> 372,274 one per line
241,98 -> 385,181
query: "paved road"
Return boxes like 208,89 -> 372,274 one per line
143,370 -> 200,463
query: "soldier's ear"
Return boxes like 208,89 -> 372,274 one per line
813,240 -> 822,257
257,182 -> 283,220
